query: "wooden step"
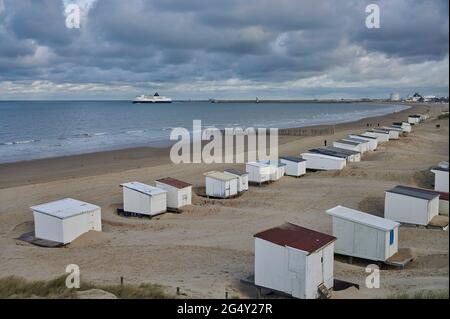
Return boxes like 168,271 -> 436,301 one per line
318,283 -> 332,299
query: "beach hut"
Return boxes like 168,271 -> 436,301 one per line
348,134 -> 378,151
408,115 -> 421,125
384,185 -> 440,226
155,177 -> 192,209
375,128 -> 399,140
333,140 -> 361,153
279,156 -> 307,177
325,147 -> 361,162
121,182 -> 167,216
364,130 -> 390,142
309,148 -> 351,163
224,169 -> 249,192
383,126 -> 403,137
30,198 -> 102,245
301,153 -> 346,171
392,122 -> 412,133
204,171 -> 238,198
439,192 -> 449,216
431,164 -> 449,193
246,162 -> 271,185
254,223 -> 336,299
258,160 -> 286,181
341,137 -> 370,153
326,206 -> 400,262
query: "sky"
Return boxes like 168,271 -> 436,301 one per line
0,0 -> 448,100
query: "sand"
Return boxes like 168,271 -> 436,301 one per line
0,102 -> 448,299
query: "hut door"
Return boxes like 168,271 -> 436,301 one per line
287,247 -> 305,298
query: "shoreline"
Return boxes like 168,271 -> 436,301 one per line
0,103 -> 440,189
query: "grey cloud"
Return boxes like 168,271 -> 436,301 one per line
0,0 -> 448,99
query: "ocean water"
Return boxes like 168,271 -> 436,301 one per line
0,101 -> 409,163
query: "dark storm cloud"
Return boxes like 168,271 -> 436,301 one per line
0,0 -> 448,99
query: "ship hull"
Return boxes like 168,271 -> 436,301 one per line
132,100 -> 172,104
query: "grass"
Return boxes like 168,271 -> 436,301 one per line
438,113 -> 449,120
0,276 -> 173,299
389,290 -> 449,299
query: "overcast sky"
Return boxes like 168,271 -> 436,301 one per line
0,0 -> 448,100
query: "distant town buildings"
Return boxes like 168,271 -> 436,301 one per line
388,92 -> 449,103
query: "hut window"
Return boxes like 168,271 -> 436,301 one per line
389,230 -> 395,245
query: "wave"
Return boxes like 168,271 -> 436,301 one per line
0,139 -> 40,146
126,129 -> 146,134
72,132 -> 106,138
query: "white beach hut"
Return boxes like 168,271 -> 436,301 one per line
323,147 -> 361,162
224,169 -> 249,192
438,192 -> 449,216
383,126 -> 403,137
309,148 -> 351,163
301,153 -> 346,171
246,162 -> 271,185
364,130 -> 390,143
408,115 -> 421,125
30,198 -> 102,245
384,185 -> 440,226
333,140 -> 361,153
254,223 -> 336,299
204,171 -> 238,198
392,122 -> 412,133
376,128 -> 399,140
348,134 -> 378,151
342,137 -> 370,153
431,164 -> 449,193
258,160 -> 286,181
279,156 -> 307,177
121,182 -> 167,216
326,206 -> 400,262
155,177 -> 192,209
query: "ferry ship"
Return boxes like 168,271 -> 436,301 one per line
133,92 -> 172,103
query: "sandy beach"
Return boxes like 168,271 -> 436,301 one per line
0,102 -> 448,299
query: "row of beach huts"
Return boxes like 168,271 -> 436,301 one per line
27,112 -> 448,299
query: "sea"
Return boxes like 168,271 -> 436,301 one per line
0,101 -> 409,163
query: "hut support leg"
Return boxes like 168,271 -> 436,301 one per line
256,287 -> 262,299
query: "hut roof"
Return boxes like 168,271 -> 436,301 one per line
121,182 -> 167,196
254,223 -> 336,254
31,198 -> 99,220
386,185 -> 440,201
327,206 -> 399,231
156,177 -> 192,189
